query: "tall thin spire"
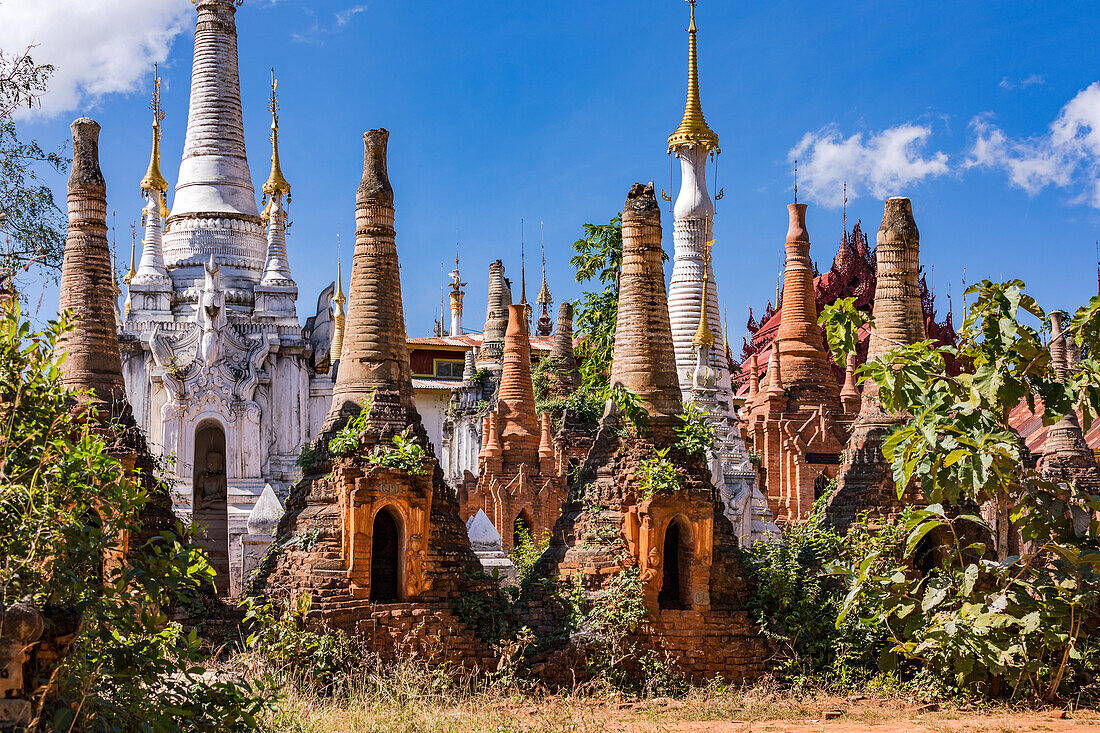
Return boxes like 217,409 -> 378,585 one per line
59,118 -> 128,413
667,0 -> 719,153
326,129 -> 417,428
139,64 -> 169,218
536,222 -> 553,338
330,256 -> 346,367
262,67 -> 291,211
693,235 -> 714,347
258,67 -> 295,291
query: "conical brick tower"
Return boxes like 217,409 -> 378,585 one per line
257,130 -> 499,669
745,203 -> 849,521
326,129 -> 419,434
529,182 -> 766,685
1040,311 -> 1100,494
546,301 -> 580,398
826,197 -> 926,532
610,182 -> 683,437
59,118 -> 128,415
463,304 -> 565,548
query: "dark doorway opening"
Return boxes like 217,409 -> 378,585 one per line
658,521 -> 685,610
193,421 -> 229,594
371,508 -> 400,602
513,510 -> 533,548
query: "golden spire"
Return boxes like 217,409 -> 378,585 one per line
140,64 -> 169,217
330,255 -> 346,363
537,222 -> 551,308
262,67 -> 291,204
123,222 -> 136,318
693,229 -> 715,346
667,0 -> 720,154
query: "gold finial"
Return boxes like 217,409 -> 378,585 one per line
263,67 -> 291,201
140,65 -> 169,207
693,226 -> 715,347
330,253 -> 346,363
537,221 -> 551,307
667,0 -> 720,154
124,222 -> 137,284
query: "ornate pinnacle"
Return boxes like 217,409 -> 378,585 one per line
692,231 -> 715,347
139,65 -> 169,202
262,67 -> 291,200
667,0 -> 720,154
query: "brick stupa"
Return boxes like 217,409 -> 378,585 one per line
460,304 -> 566,548
531,183 -> 766,684
826,197 -> 926,531
745,203 -> 851,521
1040,311 -> 1100,495
257,130 -> 496,667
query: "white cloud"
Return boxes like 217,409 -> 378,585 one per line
788,123 -> 950,207
999,74 -> 1046,90
966,82 -> 1100,207
0,0 -> 193,118
291,3 -> 369,43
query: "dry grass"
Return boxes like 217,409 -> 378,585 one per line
252,661 -> 1100,733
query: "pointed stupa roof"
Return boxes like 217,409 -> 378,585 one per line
667,0 -> 720,154
495,303 -> 541,469
262,67 -> 291,203
139,65 -> 169,218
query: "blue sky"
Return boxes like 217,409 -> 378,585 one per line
6,0 -> 1100,348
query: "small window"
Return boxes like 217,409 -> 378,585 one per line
434,359 -> 464,379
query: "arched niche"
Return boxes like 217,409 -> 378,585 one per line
370,506 -> 403,602
658,516 -> 693,611
193,419 -> 229,594
513,509 -> 534,548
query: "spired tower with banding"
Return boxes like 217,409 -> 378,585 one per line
663,1 -> 774,544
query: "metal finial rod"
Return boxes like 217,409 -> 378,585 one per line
794,159 -> 798,204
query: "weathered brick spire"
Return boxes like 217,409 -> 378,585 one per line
610,182 -> 682,435
1042,312 -> 1096,472
326,129 -> 416,427
58,118 -> 127,412
547,301 -> 580,397
478,259 -> 510,368
495,304 -> 541,471
827,197 -> 927,531
863,197 -> 925,403
775,203 -> 841,413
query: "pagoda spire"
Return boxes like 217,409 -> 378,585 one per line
330,257 -> 346,371
494,304 -> 541,472
326,129 -> 418,429
610,183 -> 682,437
667,0 -> 719,154
58,118 -> 128,414
133,67 -> 172,289
164,0 -> 268,306
536,224 -> 553,337
259,67 -> 295,289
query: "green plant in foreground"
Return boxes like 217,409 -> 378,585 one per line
367,430 -> 430,475
637,447 -> 680,501
674,403 -> 716,459
327,408 -> 371,457
0,303 -> 269,730
242,595 -> 355,693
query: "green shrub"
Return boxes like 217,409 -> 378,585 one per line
674,404 -> 716,459
367,430 -> 429,475
637,447 -> 681,500
327,409 -> 370,457
242,595 -> 355,692
510,521 -> 551,586
0,303 -> 270,730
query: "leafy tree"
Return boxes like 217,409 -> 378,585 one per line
0,302 -> 268,729
570,215 -> 623,395
0,48 -> 69,281
822,280 -> 1100,699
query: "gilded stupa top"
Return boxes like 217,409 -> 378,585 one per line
668,0 -> 720,154
693,233 -> 715,347
262,68 -> 291,199
140,66 -> 170,217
